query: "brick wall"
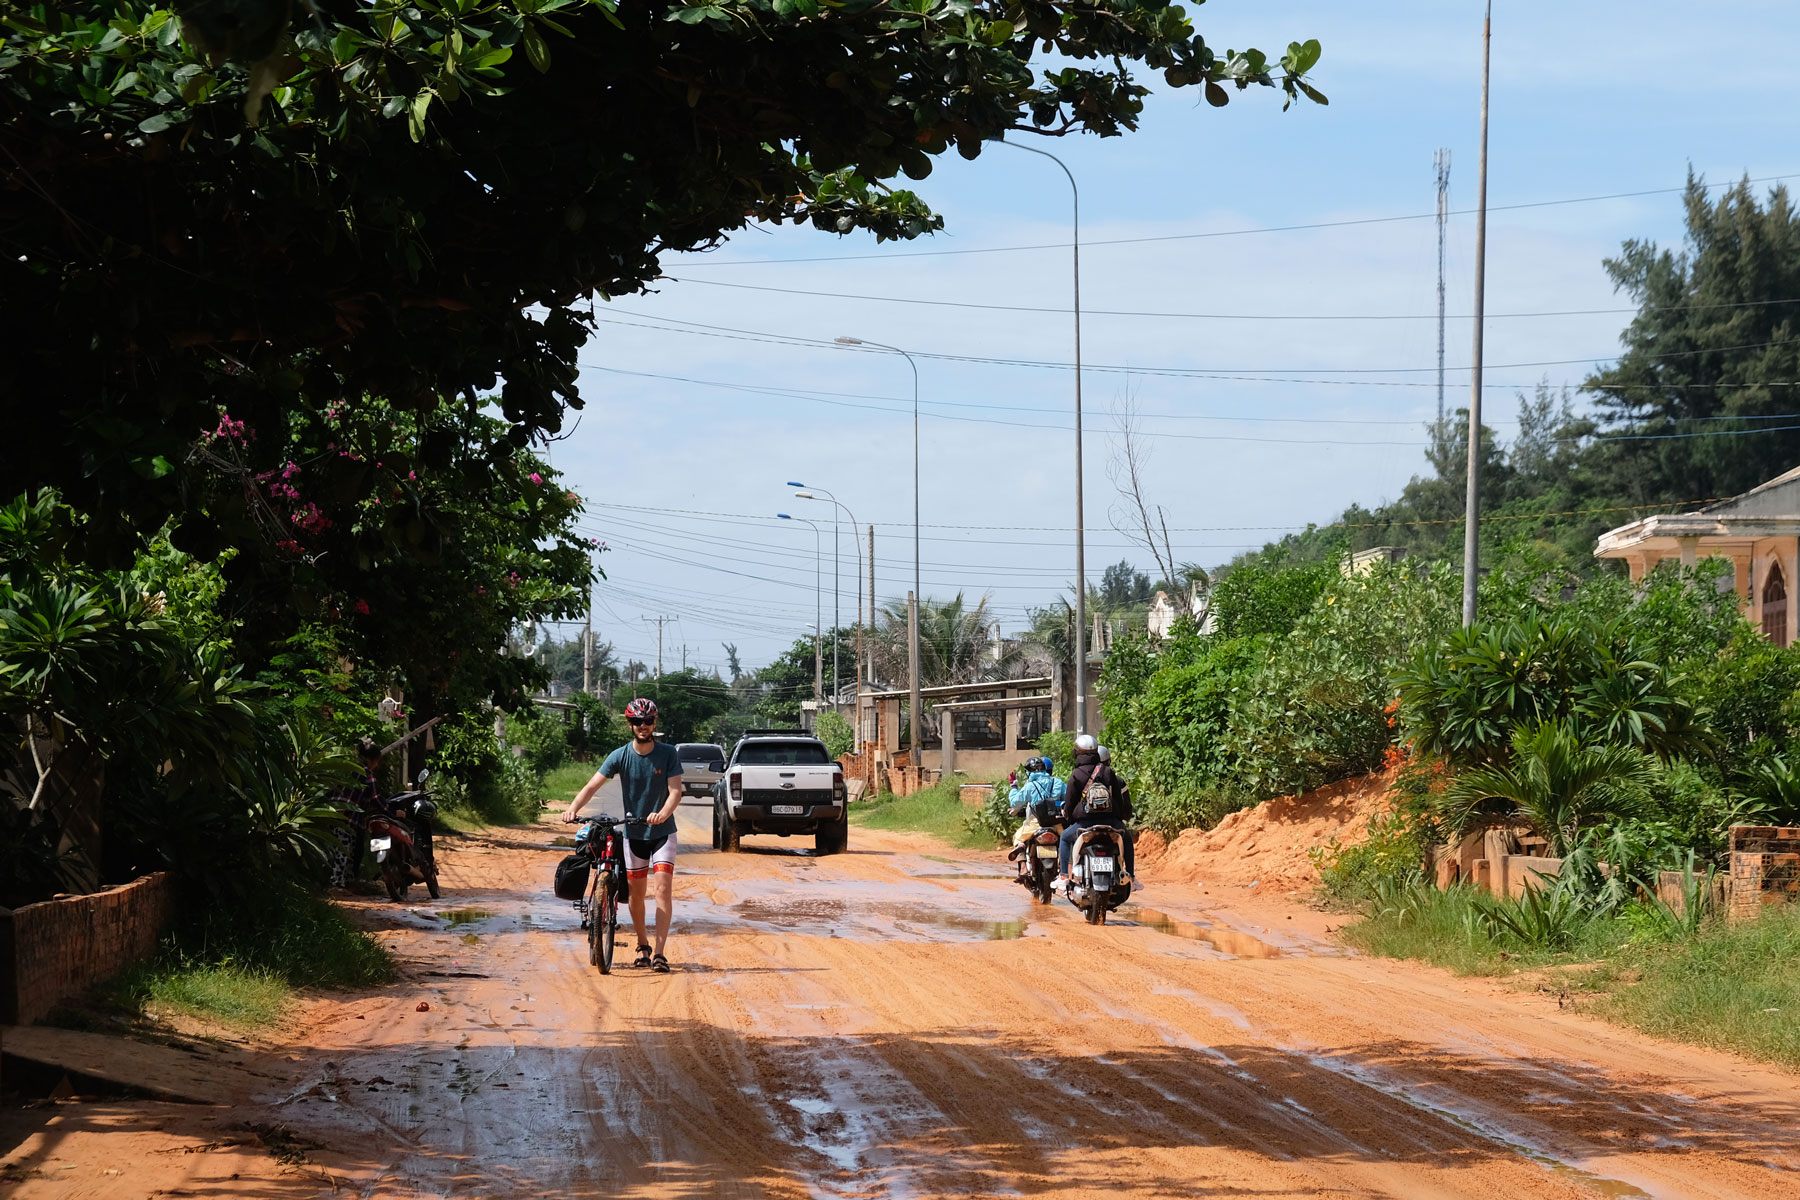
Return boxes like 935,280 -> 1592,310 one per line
0,872 -> 174,1025
1729,826 -> 1800,922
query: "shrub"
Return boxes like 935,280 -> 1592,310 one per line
1396,611 -> 1710,770
963,777 -> 1017,845
505,703 -> 570,775
1210,552 -> 1334,639
1436,721 -> 1660,854
1222,560 -> 1456,799
815,710 -> 854,759
1035,730 -> 1074,778
1312,810 -> 1428,906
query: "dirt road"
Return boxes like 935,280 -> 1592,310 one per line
8,789 -> 1800,1198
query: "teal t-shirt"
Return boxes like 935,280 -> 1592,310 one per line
600,740 -> 683,843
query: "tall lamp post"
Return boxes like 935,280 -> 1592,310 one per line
998,139 -> 1087,733
834,336 -> 924,766
1462,1 -> 1494,629
778,512 -> 824,706
791,484 -> 863,725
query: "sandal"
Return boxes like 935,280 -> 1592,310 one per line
632,944 -> 653,969
651,953 -> 671,974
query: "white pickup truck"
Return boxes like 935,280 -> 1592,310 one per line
709,730 -> 848,855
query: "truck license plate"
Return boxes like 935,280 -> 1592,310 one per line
1088,856 -> 1115,873
772,804 -> 804,815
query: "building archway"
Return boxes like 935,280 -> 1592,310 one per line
1763,560 -> 1788,647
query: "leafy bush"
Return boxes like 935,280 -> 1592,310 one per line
567,691 -> 624,758
1209,552 -> 1335,639
1437,721 -> 1659,854
1396,611 -> 1710,770
505,703 -> 570,775
1035,730 -> 1075,778
815,710 -> 854,759
1221,560 -> 1456,798
964,777 -> 1017,845
1312,810 -> 1429,906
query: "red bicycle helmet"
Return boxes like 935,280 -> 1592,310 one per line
624,697 -> 658,724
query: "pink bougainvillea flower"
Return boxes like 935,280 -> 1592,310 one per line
529,472 -> 543,484
354,599 -> 371,615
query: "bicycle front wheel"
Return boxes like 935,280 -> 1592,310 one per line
595,873 -> 618,975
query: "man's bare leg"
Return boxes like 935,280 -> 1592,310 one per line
628,873 -> 651,951
650,869 -> 674,956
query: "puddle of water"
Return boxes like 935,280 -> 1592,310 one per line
728,896 -> 1029,942
439,908 -> 496,926
911,872 -> 1013,881
1116,906 -> 1283,958
459,932 -> 480,945
549,836 -> 575,848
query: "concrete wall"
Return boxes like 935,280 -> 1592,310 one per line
0,872 -> 174,1025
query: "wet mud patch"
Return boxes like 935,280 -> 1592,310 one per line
689,878 -> 1040,944
1114,905 -> 1285,958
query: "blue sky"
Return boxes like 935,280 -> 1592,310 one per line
547,1 -> 1800,676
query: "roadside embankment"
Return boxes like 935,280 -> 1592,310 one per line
1136,770 -> 1396,895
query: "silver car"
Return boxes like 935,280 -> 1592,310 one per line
675,742 -> 726,799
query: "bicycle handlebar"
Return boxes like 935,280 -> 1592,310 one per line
563,814 -> 655,829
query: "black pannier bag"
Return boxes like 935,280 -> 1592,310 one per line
553,853 -> 591,900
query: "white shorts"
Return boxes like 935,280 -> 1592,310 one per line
624,829 -> 677,877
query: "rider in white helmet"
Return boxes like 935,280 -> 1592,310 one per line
1054,733 -> 1137,891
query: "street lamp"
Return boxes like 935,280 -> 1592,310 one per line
834,335 -> 924,770
792,483 -> 865,729
777,512 -> 823,706
998,139 -> 1088,733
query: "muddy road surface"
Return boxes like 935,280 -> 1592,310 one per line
11,786 -> 1800,1198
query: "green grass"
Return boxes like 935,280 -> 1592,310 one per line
1342,880 -> 1800,1070
1341,881 -> 1630,975
1596,906 -> 1800,1069
539,761 -> 597,810
850,774 -> 1007,849
82,882 -> 396,1033
129,964 -> 290,1027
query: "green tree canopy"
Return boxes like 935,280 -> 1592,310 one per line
2,2 -> 1323,554
1585,175 -> 1800,501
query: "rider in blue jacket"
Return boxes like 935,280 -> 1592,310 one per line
1006,757 -> 1066,869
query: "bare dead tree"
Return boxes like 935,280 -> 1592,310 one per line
1105,388 -> 1178,587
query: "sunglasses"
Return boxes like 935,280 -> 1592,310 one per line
627,717 -> 655,726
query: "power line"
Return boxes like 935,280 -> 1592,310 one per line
655,274 -> 1800,324
597,310 -> 1800,380
666,173 -> 1800,268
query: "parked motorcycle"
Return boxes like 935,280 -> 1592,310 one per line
367,769 -> 441,902
1064,824 -> 1132,924
1008,827 -> 1062,904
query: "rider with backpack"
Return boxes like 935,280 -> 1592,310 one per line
1054,734 -> 1137,892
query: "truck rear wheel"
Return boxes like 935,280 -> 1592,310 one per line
815,819 -> 847,856
718,803 -> 740,853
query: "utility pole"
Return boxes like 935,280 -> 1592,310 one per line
681,644 -> 687,672
865,522 -> 874,694
582,579 -> 593,695
908,589 -> 920,778
1462,2 -> 1493,629
1435,147 -> 1452,433
643,615 -> 674,677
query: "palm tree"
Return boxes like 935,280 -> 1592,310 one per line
869,592 -> 1002,689
1438,721 -> 1658,855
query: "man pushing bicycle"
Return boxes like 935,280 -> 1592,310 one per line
564,698 -> 684,973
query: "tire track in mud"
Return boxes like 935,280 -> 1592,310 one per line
258,805 -> 1800,1199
